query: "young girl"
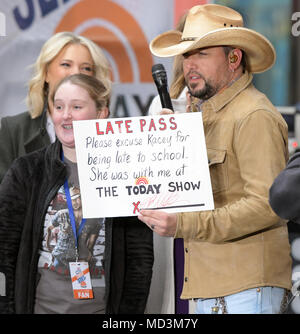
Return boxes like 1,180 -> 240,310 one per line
0,74 -> 153,314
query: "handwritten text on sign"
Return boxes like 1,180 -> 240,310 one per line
73,113 -> 214,218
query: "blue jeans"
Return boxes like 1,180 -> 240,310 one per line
195,287 -> 286,314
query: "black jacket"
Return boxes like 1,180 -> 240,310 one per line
0,111 -> 51,184
269,152 -> 300,225
0,140 -> 153,314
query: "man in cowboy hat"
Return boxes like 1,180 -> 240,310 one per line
139,4 -> 292,314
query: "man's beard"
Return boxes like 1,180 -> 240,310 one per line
185,74 -> 217,101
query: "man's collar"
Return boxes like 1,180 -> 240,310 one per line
200,71 -> 253,114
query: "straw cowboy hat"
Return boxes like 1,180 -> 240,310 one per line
150,4 -> 275,73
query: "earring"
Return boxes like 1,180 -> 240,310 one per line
230,54 -> 238,63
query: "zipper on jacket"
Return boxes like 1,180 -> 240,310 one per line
27,168 -> 66,313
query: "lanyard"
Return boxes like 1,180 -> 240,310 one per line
62,152 -> 86,261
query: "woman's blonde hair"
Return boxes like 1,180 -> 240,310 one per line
51,73 -> 111,113
26,31 -> 111,119
169,55 -> 185,99
169,13 -> 187,99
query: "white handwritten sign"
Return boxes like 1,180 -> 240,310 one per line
73,113 -> 214,218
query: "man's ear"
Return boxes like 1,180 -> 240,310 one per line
228,48 -> 243,71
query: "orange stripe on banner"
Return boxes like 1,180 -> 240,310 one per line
82,26 -> 133,82
71,267 -> 90,283
174,0 -> 208,27
55,0 -> 153,82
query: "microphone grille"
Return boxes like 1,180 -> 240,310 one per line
152,63 -> 165,74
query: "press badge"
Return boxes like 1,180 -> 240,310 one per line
69,262 -> 94,299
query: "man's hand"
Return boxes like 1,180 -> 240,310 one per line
138,210 -> 177,237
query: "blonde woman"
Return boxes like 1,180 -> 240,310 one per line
0,31 -> 111,183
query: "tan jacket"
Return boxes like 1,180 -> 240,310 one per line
175,71 -> 292,299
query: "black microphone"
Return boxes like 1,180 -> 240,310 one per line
151,64 -> 174,111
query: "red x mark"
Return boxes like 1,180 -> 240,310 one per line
133,201 -> 140,214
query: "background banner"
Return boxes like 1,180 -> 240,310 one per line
0,0 -> 204,120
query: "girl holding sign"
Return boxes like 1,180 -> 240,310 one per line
0,73 -> 153,314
